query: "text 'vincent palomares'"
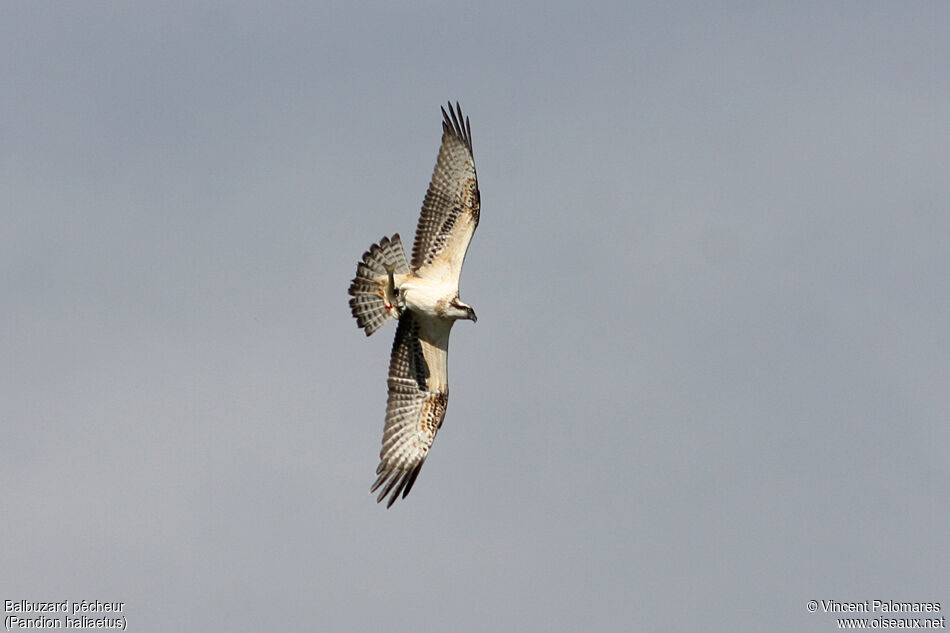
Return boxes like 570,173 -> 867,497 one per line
818,600 -> 941,613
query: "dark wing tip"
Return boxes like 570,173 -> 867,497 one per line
441,100 -> 473,154
401,462 -> 423,498
370,460 -> 426,508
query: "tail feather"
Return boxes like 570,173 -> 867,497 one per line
348,234 -> 410,336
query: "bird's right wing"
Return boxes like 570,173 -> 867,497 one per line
371,312 -> 451,507
410,102 -> 480,284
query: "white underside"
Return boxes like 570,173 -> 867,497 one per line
397,275 -> 457,319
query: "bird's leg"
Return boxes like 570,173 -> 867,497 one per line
384,264 -> 405,314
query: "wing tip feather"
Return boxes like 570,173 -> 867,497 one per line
441,100 -> 472,154
370,460 -> 426,508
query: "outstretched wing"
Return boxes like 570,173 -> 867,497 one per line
371,312 -> 452,507
410,102 -> 480,284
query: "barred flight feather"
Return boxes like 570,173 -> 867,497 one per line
411,102 -> 480,277
369,314 -> 449,507
347,234 -> 410,336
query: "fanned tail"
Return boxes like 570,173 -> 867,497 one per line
348,234 -> 410,336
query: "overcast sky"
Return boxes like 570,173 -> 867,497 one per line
2,3 -> 949,632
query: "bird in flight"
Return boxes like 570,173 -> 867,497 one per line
348,102 -> 480,507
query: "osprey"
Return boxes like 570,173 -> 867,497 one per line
348,102 -> 480,507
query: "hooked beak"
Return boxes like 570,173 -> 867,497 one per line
468,308 -> 477,323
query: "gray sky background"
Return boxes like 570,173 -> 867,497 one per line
3,3 -> 948,631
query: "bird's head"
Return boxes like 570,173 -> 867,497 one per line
449,297 -> 477,323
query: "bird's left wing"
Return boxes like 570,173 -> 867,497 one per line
410,102 -> 480,284
371,312 -> 451,507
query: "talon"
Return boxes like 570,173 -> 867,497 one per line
382,263 -> 404,314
